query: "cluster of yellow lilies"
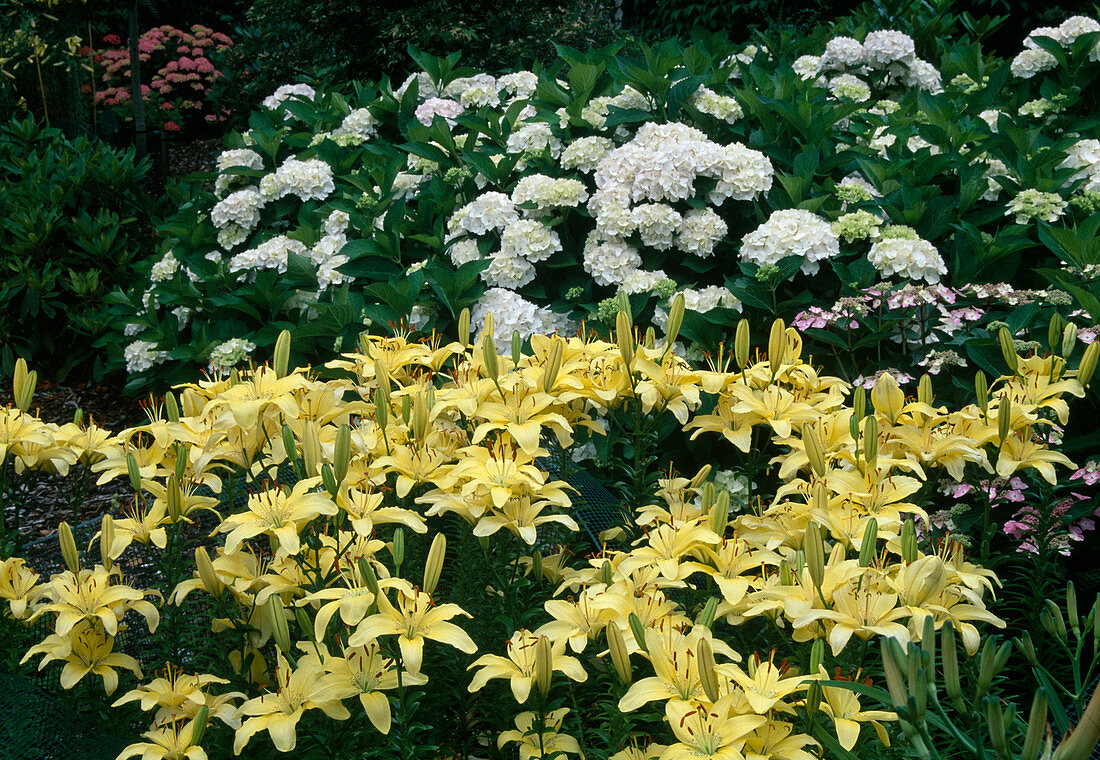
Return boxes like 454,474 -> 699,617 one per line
0,308 -> 1089,760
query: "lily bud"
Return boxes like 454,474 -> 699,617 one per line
606,621 -> 632,684
534,635 -> 553,698
1063,323 -> 1078,358
483,313 -> 494,346
697,596 -> 719,629
849,410 -> 860,444
483,335 -> 499,381
768,318 -> 787,374
942,623 -> 966,713
321,464 -> 339,497
543,338 -> 563,394
644,327 -> 656,349
423,533 -> 447,596
175,444 -> 187,481
616,309 -> 634,369
804,522 -> 825,591
1015,630 -> 1037,665
1068,582 -> 1081,639
710,491 -> 730,536
165,392 -> 180,423
58,523 -> 80,576
859,518 -> 879,567
810,639 -> 825,672
189,705 -> 210,746
126,452 -> 142,492
268,596 -> 292,652
779,560 -> 794,587
863,415 -> 878,464
697,637 -> 720,703
972,377 -> 989,427
900,519 -> 917,563
1043,599 -> 1068,642
281,424 -> 298,464
357,558 -> 381,598
391,528 -> 405,572
665,293 -> 686,349
400,395 -> 411,426
99,515 -> 115,570
700,482 -> 716,511
917,374 -> 932,406
531,550 -> 543,583
690,465 -> 712,489
1048,313 -> 1066,354
511,330 -> 522,367
986,697 -> 1009,758
1022,690 -> 1048,760
195,547 -> 224,596
811,482 -> 829,514
373,387 -> 389,431
333,425 -> 351,484
998,326 -> 1019,374
997,396 -> 1011,445
853,385 -> 866,421
410,394 -> 429,441
599,560 -> 613,587
293,607 -> 315,642
976,640 -> 997,699
374,360 -> 391,405
803,421 -> 826,478
166,474 -> 184,522
458,308 -> 471,347
13,361 -> 36,413
301,421 -> 321,477
734,319 -> 750,370
880,637 -> 908,709
12,358 -> 28,405
628,613 -> 648,653
274,328 -> 291,378
1079,342 -> 1100,387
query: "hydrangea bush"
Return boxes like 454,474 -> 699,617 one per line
107,16 -> 1100,412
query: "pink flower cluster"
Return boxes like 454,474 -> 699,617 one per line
1003,497 -> 1098,556
92,24 -> 232,131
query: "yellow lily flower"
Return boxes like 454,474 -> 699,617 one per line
0,556 -> 40,619
33,565 -> 159,638
348,587 -> 477,675
729,656 -> 813,714
498,708 -> 581,760
23,621 -> 142,694
818,674 -> 895,750
995,429 -> 1075,484
467,629 -> 587,703
218,478 -> 337,556
319,640 -> 425,734
743,720 -> 820,760
662,696 -> 767,760
113,668 -> 242,728
116,718 -> 209,760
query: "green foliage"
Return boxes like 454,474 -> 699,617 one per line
0,116 -> 156,380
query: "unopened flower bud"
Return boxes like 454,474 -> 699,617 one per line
665,293 -> 686,349
863,415 -> 878,464
900,519 -> 917,563
321,464 -> 339,497
273,328 -> 291,378
195,547 -> 224,597
710,491 -> 730,536
458,308 -> 471,347
942,623 -> 966,713
1047,313 -> 1065,353
482,335 -> 499,381
410,394 -> 429,441
606,621 -> 632,684
690,465 -> 712,489
400,395 -> 411,425
281,424 -> 298,465
301,421 -> 321,477
99,514 -> 115,570
599,559 -> 613,587
1062,323 -> 1078,358
628,613 -> 648,653
697,637 -> 720,702
175,444 -> 188,480
859,518 -> 879,567
358,557 -> 381,598
804,522 -> 825,591
644,327 -> 655,349
975,371 -> 989,416
986,696 -> 1009,757
531,551 -> 543,583
166,474 -> 184,522
853,385 -> 866,421
374,388 -> 389,431
1079,341 -> 1100,388
534,635 -> 553,698
997,396 -> 1011,444
810,638 -> 825,672
1015,630 -> 1037,665
391,528 -> 405,572
998,326 -> 1019,374
803,421 -> 826,477
13,360 -> 36,413
511,330 -> 522,367
189,705 -> 210,746
880,637 -> 908,709
616,309 -> 634,369
697,596 -> 719,630
1021,690 -> 1047,760
267,596 -> 291,652
333,425 -> 351,484
293,606 -> 315,641
700,482 -> 716,511
126,452 -> 142,492
423,533 -> 446,596
483,313 -> 495,346
768,318 -> 787,375
57,523 -> 78,576
918,374 -> 932,406
779,560 -> 794,586
734,319 -> 750,370
1068,581 -> 1080,639
543,338 -> 563,394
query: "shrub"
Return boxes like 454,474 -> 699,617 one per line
0,116 -> 160,380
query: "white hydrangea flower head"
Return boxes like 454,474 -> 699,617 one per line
1007,189 -> 1067,224
740,209 -> 840,275
820,36 -> 865,70
124,340 -> 169,374
414,97 -> 465,126
1011,48 -> 1058,78
631,203 -> 683,250
903,60 -> 944,94
868,237 -> 947,283
443,74 -> 497,100
448,192 -> 519,237
689,86 -> 743,123
505,122 -> 562,157
1057,16 -> 1100,46
561,136 -> 614,173
449,239 -> 482,267
228,235 -> 308,278
677,208 -> 728,257
217,148 -> 263,173
482,249 -> 536,289
862,30 -> 916,68
792,55 -> 822,80
149,252 -> 180,283
472,288 -> 539,345
619,269 -> 670,295
394,72 -> 439,100
262,158 -> 336,202
981,158 -> 1010,201
392,172 -> 427,200
211,187 -> 264,230
582,234 -> 642,287
828,73 -> 871,101
217,225 -> 249,251
500,219 -> 562,263
979,109 -> 1002,132
499,71 -> 538,100
262,83 -> 316,111
335,108 -> 378,140
653,286 -> 741,330
208,338 -> 257,374
1061,139 -> 1100,193
511,175 -> 589,211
